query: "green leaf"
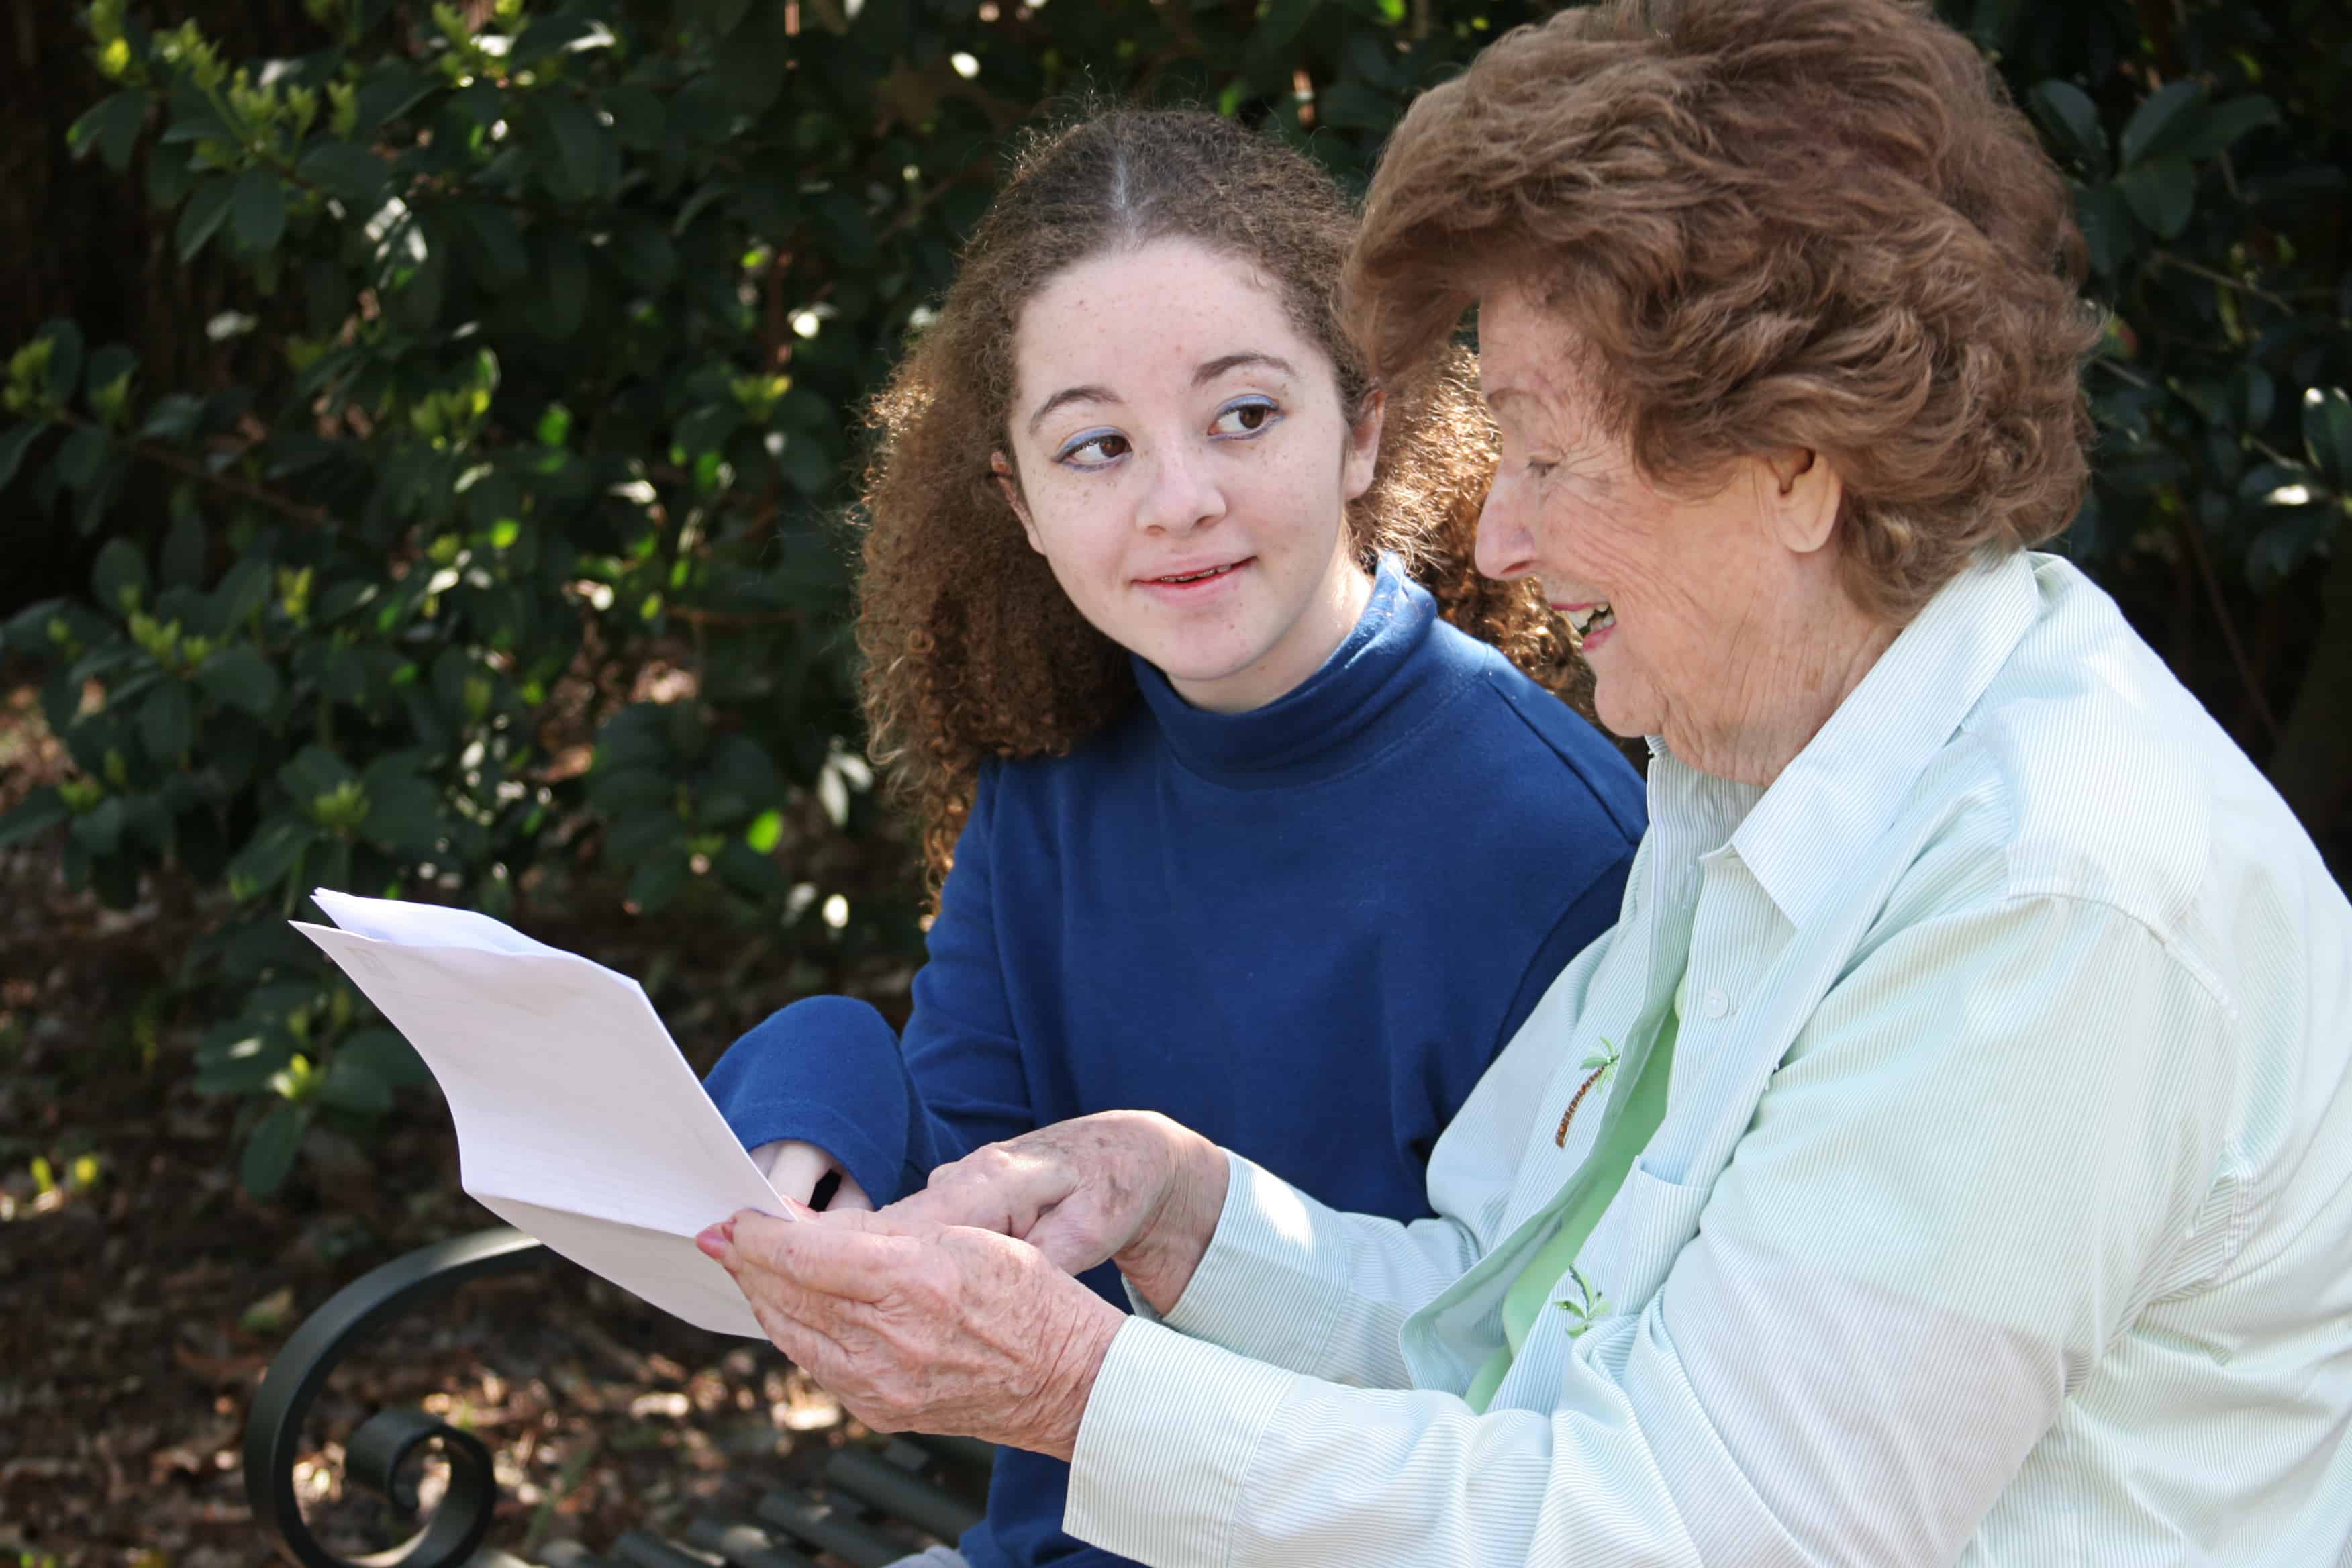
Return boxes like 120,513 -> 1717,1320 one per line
351,62 -> 440,141
138,393 -> 206,442
195,1024 -> 293,1093
0,422 -> 46,491
534,95 -> 612,203
211,557 -> 275,629
713,8 -> 790,115
297,141 -> 393,208
701,0 -> 755,34
1314,81 -> 1394,133
160,498 -> 207,587
510,15 -> 614,66
627,852 -> 690,913
279,743 -> 358,803
2117,157 -> 2194,239
317,1054 -> 391,1114
36,320 -> 84,405
2304,387 -> 2352,489
2074,183 -> 2142,277
2118,80 -> 2207,168
241,1103 -> 307,1195
176,175 -> 238,263
2027,80 -> 2108,176
199,643 -> 283,717
604,85 -> 667,152
337,1026 -> 432,1088
360,765 -> 444,856
0,789 -> 69,849
140,679 -> 194,761
2175,95 -> 2280,160
535,231 -> 591,340
91,536 -> 146,615
71,796 -> 126,858
56,427 -> 108,490
84,343 -> 138,407
609,215 -> 677,291
226,815 -> 315,901
456,201 -> 529,291
231,169 -> 289,254
68,91 -> 150,174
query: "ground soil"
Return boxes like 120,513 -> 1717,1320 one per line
0,678 -> 928,1568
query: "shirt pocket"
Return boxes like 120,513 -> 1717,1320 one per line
1581,1160 -> 1716,1321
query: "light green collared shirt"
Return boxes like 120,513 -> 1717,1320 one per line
1069,553 -> 2352,1567
1465,985 -> 1679,1412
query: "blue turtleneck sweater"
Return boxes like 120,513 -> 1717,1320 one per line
705,561 -> 1644,1568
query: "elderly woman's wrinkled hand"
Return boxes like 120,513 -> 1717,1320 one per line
886,1110 -> 1230,1316
697,1204 -> 1123,1461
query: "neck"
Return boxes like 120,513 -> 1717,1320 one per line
1671,591 -> 1899,789
1169,546 -> 1373,714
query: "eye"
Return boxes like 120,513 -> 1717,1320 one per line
1056,430 -> 1131,469
1211,397 -> 1281,438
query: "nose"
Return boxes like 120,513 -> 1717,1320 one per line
1135,444 -> 1225,535
1475,481 -> 1539,581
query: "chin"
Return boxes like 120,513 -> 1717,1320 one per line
1589,687 -> 1650,742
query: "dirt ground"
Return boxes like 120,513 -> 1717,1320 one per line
0,677 -> 922,1567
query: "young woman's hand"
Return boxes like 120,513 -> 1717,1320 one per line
887,1110 -> 1228,1316
750,1140 -> 875,1212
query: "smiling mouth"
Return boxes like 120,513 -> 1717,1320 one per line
1563,602 -> 1614,646
1146,561 -> 1245,585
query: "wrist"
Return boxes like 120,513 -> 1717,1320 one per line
1030,1289 -> 1124,1463
1114,1132 -> 1227,1317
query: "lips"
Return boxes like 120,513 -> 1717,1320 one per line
1556,601 -> 1614,647
1142,559 -> 1248,587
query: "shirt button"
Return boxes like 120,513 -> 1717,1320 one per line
1702,988 -> 1730,1020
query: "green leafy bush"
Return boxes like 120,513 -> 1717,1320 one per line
0,0 -> 2343,1198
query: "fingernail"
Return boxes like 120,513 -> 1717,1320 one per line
693,1224 -> 730,1259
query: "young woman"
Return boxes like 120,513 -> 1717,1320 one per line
703,109 -> 1643,1568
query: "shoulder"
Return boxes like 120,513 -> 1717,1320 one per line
1911,560 -> 2322,989
969,702 -> 1157,830
1419,617 -> 1647,844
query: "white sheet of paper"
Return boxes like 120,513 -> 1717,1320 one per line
293,887 -> 785,1337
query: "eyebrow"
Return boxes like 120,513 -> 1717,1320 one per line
1194,352 -> 1296,386
1025,353 -> 1300,436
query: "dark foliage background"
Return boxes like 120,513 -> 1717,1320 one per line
0,0 -> 2345,1197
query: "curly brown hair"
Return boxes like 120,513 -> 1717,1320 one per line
1344,0 -> 2102,623
855,109 -> 1583,886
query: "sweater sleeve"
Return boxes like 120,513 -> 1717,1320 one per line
703,767 -> 1039,1206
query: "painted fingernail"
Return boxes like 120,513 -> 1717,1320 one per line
693,1224 -> 730,1259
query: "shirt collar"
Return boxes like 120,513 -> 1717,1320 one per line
1712,549 -> 2042,927
1133,554 -> 1441,785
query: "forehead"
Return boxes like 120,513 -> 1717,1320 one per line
1011,237 -> 1322,395
1474,287 -> 1596,425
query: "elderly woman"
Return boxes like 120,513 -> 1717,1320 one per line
697,0 -> 2352,1561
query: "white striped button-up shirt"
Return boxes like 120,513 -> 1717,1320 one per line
1065,551 -> 2352,1566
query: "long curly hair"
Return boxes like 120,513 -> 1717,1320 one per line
854,109 -> 1583,887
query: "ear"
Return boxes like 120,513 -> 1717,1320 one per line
1759,447 -> 1842,557
991,451 -> 1044,554
1341,387 -> 1386,503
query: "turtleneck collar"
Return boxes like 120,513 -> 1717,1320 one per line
1131,556 -> 1455,787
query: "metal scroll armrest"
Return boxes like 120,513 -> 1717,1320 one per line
243,1226 -> 552,1568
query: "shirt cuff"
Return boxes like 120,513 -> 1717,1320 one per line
1120,1150 -> 1349,1375
1064,1317 -> 1301,1568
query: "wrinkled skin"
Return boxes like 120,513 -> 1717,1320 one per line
701,1111 -> 1229,1457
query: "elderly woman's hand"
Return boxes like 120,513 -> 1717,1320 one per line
697,1205 -> 1124,1460
887,1110 -> 1230,1316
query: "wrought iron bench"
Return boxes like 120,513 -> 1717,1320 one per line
244,1226 -> 993,1568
